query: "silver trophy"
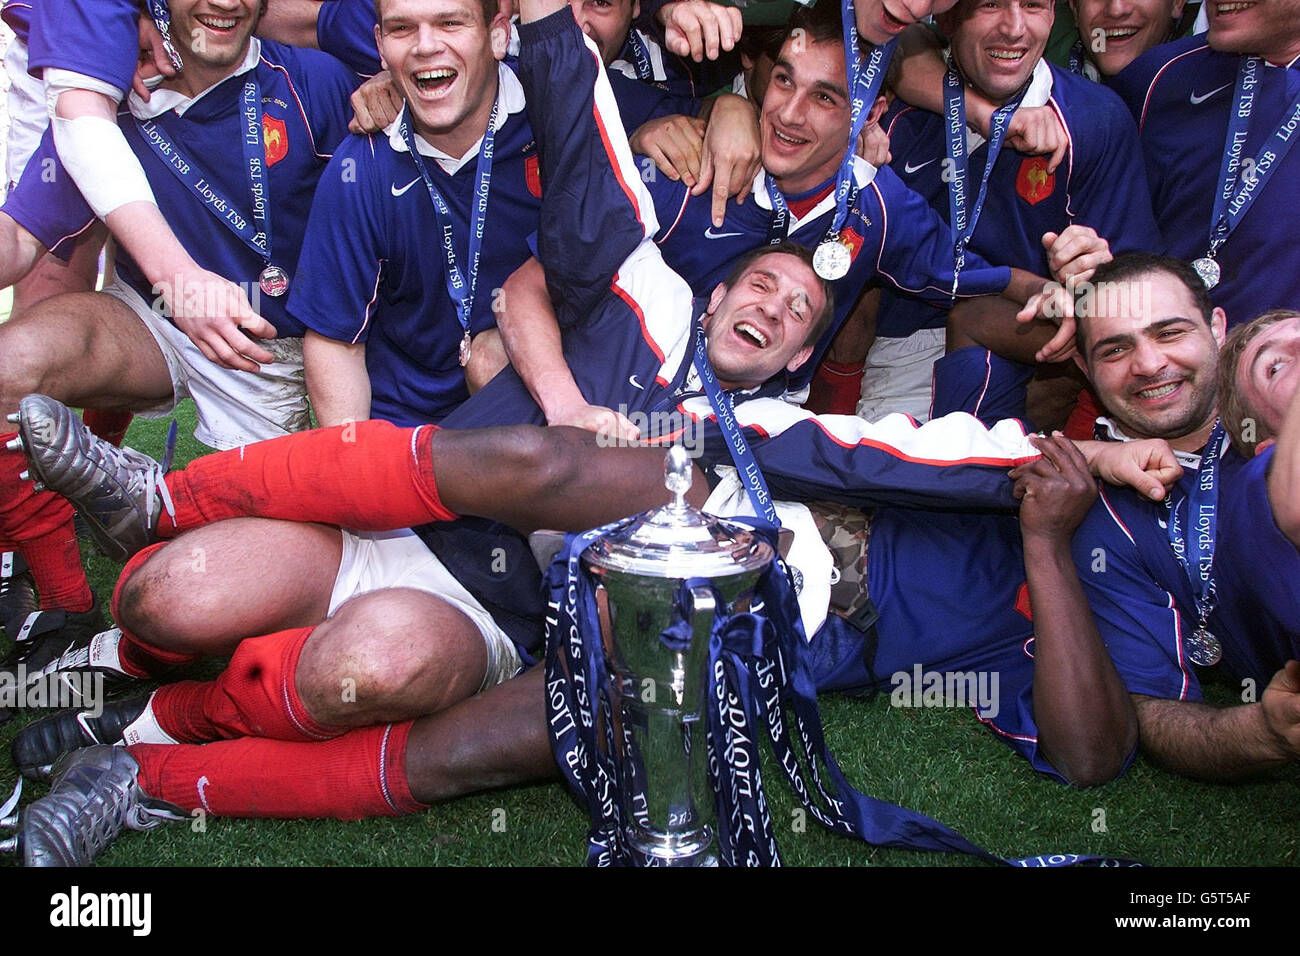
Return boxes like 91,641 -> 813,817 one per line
577,446 -> 774,865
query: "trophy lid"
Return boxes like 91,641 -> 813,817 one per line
582,446 -> 774,579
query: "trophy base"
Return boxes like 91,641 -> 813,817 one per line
629,826 -> 716,867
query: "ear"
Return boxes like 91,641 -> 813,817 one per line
1072,350 -> 1089,377
867,94 -> 888,126
375,24 -> 389,73
1211,306 -> 1228,347
706,282 -> 728,316
785,344 -> 815,374
1170,0 -> 1188,17
633,0 -> 641,18
490,11 -> 511,59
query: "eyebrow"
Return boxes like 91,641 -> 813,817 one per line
773,56 -> 849,101
1088,316 -> 1196,358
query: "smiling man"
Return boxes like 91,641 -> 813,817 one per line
291,0 -> 543,427
1111,0 -> 1300,328
1065,0 -> 1197,79
858,0 -> 1160,423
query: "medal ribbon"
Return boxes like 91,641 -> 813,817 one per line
1166,422 -> 1225,634
544,522 -> 1140,867
400,99 -> 499,343
692,326 -> 780,527
134,75 -> 275,269
832,0 -> 894,239
1204,56 -> 1300,262
624,29 -> 655,82
764,173 -> 863,249
944,62 -> 1024,297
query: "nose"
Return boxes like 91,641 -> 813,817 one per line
1103,0 -> 1131,18
414,21 -> 445,55
997,1 -> 1027,38
1129,337 -> 1168,378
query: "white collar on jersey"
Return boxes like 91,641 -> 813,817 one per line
386,62 -> 525,176
1095,416 -> 1206,470
961,55 -> 1054,153
747,153 -> 879,235
128,38 -> 262,120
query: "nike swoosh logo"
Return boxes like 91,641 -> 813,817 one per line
704,227 -> 743,239
1190,83 -> 1231,105
629,374 -> 644,390
391,178 -> 421,197
197,775 -> 212,812
904,158 -> 937,174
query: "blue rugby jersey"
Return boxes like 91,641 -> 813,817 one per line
644,159 -> 1011,392
1076,442 -> 1300,701
876,59 -> 1162,339
1112,38 -> 1300,326
289,63 -> 542,426
27,0 -> 145,94
2,40 -> 358,339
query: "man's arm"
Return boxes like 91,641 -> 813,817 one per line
255,0 -> 324,49
1133,666 -> 1300,781
1010,436 -> 1138,786
303,330 -> 370,427
496,257 -> 639,439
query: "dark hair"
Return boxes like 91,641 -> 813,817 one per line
375,0 -> 501,30
1219,309 -> 1300,456
778,0 -> 854,56
722,241 -> 836,349
1074,252 -> 1215,356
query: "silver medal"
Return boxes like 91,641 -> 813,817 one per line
1187,626 -> 1223,667
1192,257 -> 1220,290
258,264 -> 290,298
813,240 -> 851,281
458,331 -> 472,368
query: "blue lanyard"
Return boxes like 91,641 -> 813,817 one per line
1166,423 -> 1225,628
692,326 -> 780,527
135,75 -> 274,267
624,30 -> 654,82
1205,56 -> 1300,260
833,0 -> 895,238
147,0 -> 184,72
400,99 -> 499,338
764,173 -> 863,247
944,62 -> 1023,296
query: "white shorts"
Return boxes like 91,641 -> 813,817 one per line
4,37 -> 47,192
855,328 -> 946,424
102,278 -> 312,450
330,529 -> 523,692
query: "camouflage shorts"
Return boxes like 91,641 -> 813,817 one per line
806,501 -> 873,623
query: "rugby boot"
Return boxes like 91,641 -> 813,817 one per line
13,693 -> 157,780
9,395 -> 173,562
0,552 -> 38,641
0,603 -> 108,723
17,746 -> 185,866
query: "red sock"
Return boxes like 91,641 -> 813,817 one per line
108,542 -> 199,678
1063,386 -> 1103,441
0,432 -> 92,611
80,408 -> 133,447
130,721 -> 425,819
806,361 -> 866,416
161,421 -> 455,536
149,626 -> 337,743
